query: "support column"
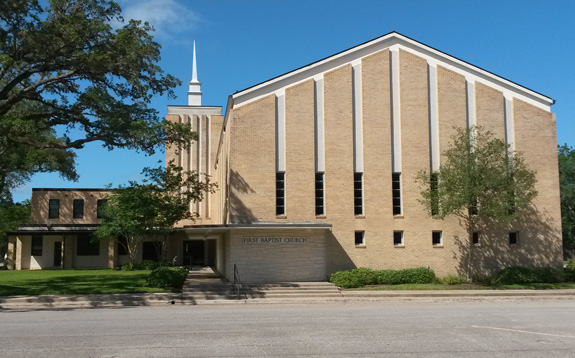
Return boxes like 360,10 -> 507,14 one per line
15,236 -> 23,270
6,236 -> 16,270
63,235 -> 75,269
108,238 -> 117,269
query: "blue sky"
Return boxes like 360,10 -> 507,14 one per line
13,0 -> 575,202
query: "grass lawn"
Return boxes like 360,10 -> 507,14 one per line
348,282 -> 575,291
0,269 -> 171,296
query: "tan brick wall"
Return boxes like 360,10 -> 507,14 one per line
437,65 -> 467,164
30,190 -> 111,224
475,82 -> 505,139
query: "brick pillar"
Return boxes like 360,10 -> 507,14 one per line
15,236 -> 23,270
63,235 -> 75,269
6,236 -> 16,270
108,239 -> 117,269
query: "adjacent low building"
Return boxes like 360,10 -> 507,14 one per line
7,32 -> 563,282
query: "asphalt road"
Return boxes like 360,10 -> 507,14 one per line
1,300 -> 575,357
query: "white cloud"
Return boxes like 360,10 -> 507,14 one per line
117,0 -> 200,39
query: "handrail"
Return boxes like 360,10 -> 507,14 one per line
233,264 -> 241,299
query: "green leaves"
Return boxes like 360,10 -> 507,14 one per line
559,144 -> 575,254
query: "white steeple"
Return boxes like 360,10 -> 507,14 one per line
187,41 -> 202,106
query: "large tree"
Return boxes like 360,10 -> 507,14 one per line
95,162 -> 216,268
0,200 -> 30,261
0,0 -> 191,197
418,126 -> 538,277
559,144 -> 575,258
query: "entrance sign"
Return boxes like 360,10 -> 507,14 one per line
242,237 -> 308,244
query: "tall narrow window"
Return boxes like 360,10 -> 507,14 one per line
392,173 -> 402,215
73,199 -> 84,219
469,196 -> 478,216
31,235 -> 43,256
509,232 -> 518,245
430,172 -> 439,216
354,172 -> 363,216
432,231 -> 442,246
276,172 -> 285,216
48,199 -> 60,219
472,232 -> 480,246
315,172 -> 325,216
96,199 -> 107,219
355,231 -> 365,246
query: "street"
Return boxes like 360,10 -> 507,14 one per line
1,299 -> 575,357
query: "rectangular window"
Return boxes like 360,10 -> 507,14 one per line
354,172 -> 363,216
97,199 -> 107,219
77,233 -> 100,256
48,199 -> 60,219
509,232 -> 518,245
430,172 -> 439,216
432,231 -> 442,246
472,232 -> 480,246
392,173 -> 402,215
355,231 -> 365,246
31,235 -> 43,256
315,172 -> 325,216
469,197 -> 478,216
73,199 -> 84,219
276,172 -> 285,216
393,231 -> 404,246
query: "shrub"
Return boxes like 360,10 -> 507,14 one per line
146,267 -> 188,289
442,275 -> 463,285
473,274 -> 497,286
564,260 -> 575,282
330,267 -> 436,288
134,260 -> 168,270
496,266 -> 563,285
121,262 -> 134,271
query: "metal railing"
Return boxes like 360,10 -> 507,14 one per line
233,264 -> 241,299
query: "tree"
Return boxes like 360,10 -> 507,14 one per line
417,126 -> 538,277
559,144 -> 575,258
0,200 -> 30,261
0,0 -> 192,197
95,162 -> 216,268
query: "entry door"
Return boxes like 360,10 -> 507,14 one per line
182,240 -> 205,266
53,242 -> 62,267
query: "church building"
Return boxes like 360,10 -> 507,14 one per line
7,32 -> 563,282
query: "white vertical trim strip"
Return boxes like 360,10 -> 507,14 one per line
504,96 -> 515,150
276,92 -> 286,172
390,48 -> 402,173
178,115 -> 184,169
466,79 -> 476,129
314,77 -> 325,172
188,115 -> 194,215
205,115 -> 211,219
428,63 -> 440,171
352,63 -> 364,173
197,115 -> 202,216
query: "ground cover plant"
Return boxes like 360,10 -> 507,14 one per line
0,269 -> 172,296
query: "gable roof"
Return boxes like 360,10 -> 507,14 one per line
231,31 -> 554,112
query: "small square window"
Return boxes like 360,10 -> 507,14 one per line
472,232 -> 480,246
393,231 -> 404,246
509,232 -> 518,245
432,231 -> 442,246
355,231 -> 365,246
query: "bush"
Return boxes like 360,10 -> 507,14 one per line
134,260 -> 168,270
442,275 -> 463,285
473,274 -> 497,286
565,260 -> 575,282
146,267 -> 188,289
496,266 -> 563,285
121,262 -> 134,271
330,267 -> 436,288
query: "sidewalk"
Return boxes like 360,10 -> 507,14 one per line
2,288 -> 575,310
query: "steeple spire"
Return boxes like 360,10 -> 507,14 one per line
187,41 -> 202,106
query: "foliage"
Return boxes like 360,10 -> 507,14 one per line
558,145 -> 575,257
564,260 -> 575,282
0,200 -> 30,259
442,275 -> 464,285
134,259 -> 168,270
95,162 -> 216,267
330,267 -> 436,288
0,0 -> 193,198
495,266 -> 564,285
418,126 -> 537,278
472,274 -> 497,286
0,269 -> 166,295
146,267 -> 187,289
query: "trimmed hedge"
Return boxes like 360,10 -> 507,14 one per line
330,267 -> 436,288
146,267 -> 188,289
495,266 -> 564,285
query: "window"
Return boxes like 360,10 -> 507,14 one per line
354,172 -> 363,216
430,172 -> 439,216
276,172 -> 285,216
355,231 -> 365,246
472,232 -> 480,246
73,199 -> 84,219
77,233 -> 100,256
469,196 -> 478,216
48,199 -> 60,219
432,231 -> 442,246
392,173 -> 402,215
31,235 -> 43,256
509,232 -> 518,245
393,231 -> 404,246
315,172 -> 325,216
97,199 -> 107,219
117,235 -> 128,256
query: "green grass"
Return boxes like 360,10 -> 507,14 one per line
0,269 -> 170,296
348,282 -> 575,291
